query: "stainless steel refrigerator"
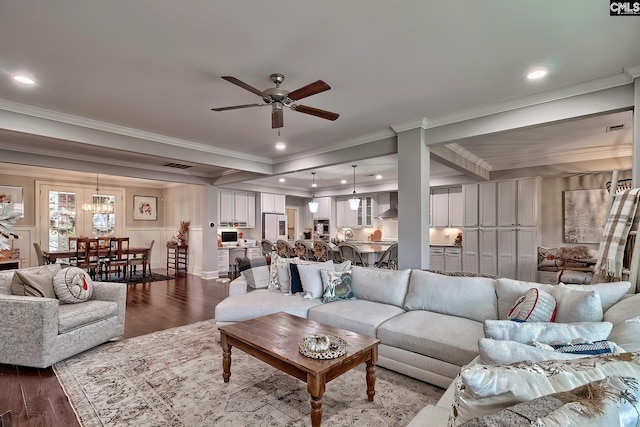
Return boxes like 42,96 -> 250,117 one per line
263,213 -> 288,242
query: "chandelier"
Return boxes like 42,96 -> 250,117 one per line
348,165 -> 361,211
82,174 -> 113,214
308,172 -> 319,213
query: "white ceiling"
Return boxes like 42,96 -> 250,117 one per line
0,1 -> 638,193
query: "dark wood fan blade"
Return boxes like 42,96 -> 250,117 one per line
211,103 -> 266,111
287,80 -> 331,101
221,76 -> 265,97
293,105 -> 339,121
272,108 -> 284,129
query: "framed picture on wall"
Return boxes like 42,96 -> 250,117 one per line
0,185 -> 24,218
133,195 -> 157,221
563,189 -> 608,243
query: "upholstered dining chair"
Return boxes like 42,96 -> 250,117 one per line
338,242 -> 365,266
276,240 -> 295,258
294,240 -> 313,260
261,239 -> 274,256
33,242 -> 48,266
313,240 -> 340,262
374,243 -> 398,269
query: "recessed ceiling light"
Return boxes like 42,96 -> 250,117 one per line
12,73 -> 36,86
527,67 -> 548,80
278,178 -> 285,183
375,174 -> 382,180
275,142 -> 286,150
341,179 -> 347,184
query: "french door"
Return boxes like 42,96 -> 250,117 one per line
37,181 -> 125,251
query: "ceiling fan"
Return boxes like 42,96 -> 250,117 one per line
211,73 -> 339,129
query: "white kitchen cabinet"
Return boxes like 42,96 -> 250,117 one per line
261,193 -> 286,214
497,180 -> 517,227
356,195 -> 376,227
445,247 -> 462,272
497,228 -> 517,278
448,187 -> 463,227
479,182 -> 497,227
217,249 -> 229,275
479,228 -> 497,276
219,190 -> 255,227
462,229 -> 479,273
429,247 -> 446,271
517,178 -> 540,227
245,246 -> 262,259
463,184 -> 479,227
517,227 -> 538,281
431,188 -> 449,227
313,197 -> 331,220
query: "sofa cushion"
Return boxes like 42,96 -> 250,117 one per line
608,316 -> 640,352
603,292 -> 640,325
507,288 -> 556,322
57,300 -> 118,334
404,270 -> 498,322
483,320 -> 613,344
0,264 -> 61,295
53,267 -> 93,303
565,281 -> 630,312
377,310 -> 483,367
495,278 -> 556,319
296,260 -> 335,298
214,289 -> 322,322
350,266 -> 411,307
308,299 -> 404,338
320,269 -> 354,303
11,269 -> 56,298
237,256 -> 271,289
552,283 -> 603,323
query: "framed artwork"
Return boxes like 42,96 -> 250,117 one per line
133,195 -> 157,221
0,185 -> 24,218
563,189 -> 608,243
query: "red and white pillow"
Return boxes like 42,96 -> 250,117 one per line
507,288 -> 557,322
53,267 -> 93,303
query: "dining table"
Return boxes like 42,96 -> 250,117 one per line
42,246 -> 150,264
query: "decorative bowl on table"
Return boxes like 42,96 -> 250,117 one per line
299,334 -> 347,359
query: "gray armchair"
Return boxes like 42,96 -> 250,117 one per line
0,264 -> 127,368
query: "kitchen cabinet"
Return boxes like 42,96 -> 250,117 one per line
336,196 -> 375,228
429,247 -> 445,271
497,180 -> 517,227
430,246 -> 462,272
261,193 -> 286,214
313,197 -> 331,220
479,182 -> 497,227
517,177 -> 540,226
462,229 -> 479,273
448,187 -> 463,227
462,184 -> 479,227
431,189 -> 449,227
219,190 -> 255,227
497,228 -> 517,278
516,227 -> 538,282
217,248 -> 229,275
479,228 -> 497,276
245,246 -> 262,259
356,195 -> 376,227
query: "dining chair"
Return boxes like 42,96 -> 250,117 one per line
128,239 -> 154,278
338,242 -> 365,266
104,237 -> 130,279
33,242 -> 48,266
276,240 -> 295,258
374,243 -> 398,269
294,240 -> 313,260
74,238 -> 101,279
261,239 -> 274,256
313,240 -> 340,263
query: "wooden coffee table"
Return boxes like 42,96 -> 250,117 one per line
218,312 -> 380,427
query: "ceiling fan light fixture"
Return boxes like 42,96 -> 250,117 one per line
308,172 -> 319,213
349,165 -> 360,211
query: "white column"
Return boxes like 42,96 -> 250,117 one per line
633,78 -> 640,187
397,127 -> 430,269
201,184 -> 220,279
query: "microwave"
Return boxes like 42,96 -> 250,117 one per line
221,231 -> 238,244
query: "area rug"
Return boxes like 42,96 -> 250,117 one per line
101,272 -> 174,284
53,320 -> 444,427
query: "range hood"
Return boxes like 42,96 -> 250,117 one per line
377,192 -> 398,219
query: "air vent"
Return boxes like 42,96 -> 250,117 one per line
606,124 -> 626,132
163,162 -> 192,169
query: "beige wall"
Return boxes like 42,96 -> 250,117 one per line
0,174 -> 36,226
126,187 -> 164,228
540,170 -> 632,249
163,184 -> 204,230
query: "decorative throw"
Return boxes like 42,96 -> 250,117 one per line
53,267 -> 93,303
236,256 -> 270,289
592,188 -> 640,283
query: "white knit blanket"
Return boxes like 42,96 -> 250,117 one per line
592,188 -> 640,283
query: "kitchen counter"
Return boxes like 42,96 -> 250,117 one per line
429,244 -> 462,247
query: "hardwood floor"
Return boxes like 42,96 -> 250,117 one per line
0,272 -> 228,427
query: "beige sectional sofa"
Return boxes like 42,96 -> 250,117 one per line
215,264 -> 640,425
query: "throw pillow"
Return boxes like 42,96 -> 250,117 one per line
289,263 -> 303,294
269,254 -> 301,293
477,339 -> 609,365
495,278 -> 556,319
552,340 -> 621,356
552,283 -> 603,323
320,269 -> 355,303
1,264 -> 61,296
333,260 -> 352,272
296,261 -> 335,299
236,256 -> 271,289
608,316 -> 640,352
507,288 -> 557,322
451,352 -> 640,425
564,281 -> 630,313
483,320 -> 613,344
11,269 -> 56,298
53,267 -> 93,303
538,247 -> 563,269
603,292 -> 640,325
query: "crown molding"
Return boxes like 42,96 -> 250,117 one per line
0,99 -> 272,164
390,117 -> 429,133
445,143 -> 493,171
624,64 -> 640,79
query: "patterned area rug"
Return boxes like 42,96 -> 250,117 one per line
101,272 -> 174,284
53,320 -> 444,427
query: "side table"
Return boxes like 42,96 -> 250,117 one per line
166,244 -> 188,274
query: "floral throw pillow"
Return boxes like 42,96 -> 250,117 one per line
320,269 -> 355,303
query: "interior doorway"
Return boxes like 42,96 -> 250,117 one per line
286,208 -> 297,240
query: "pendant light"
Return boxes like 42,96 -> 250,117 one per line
348,165 -> 361,211
82,174 -> 113,214
308,172 -> 319,213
